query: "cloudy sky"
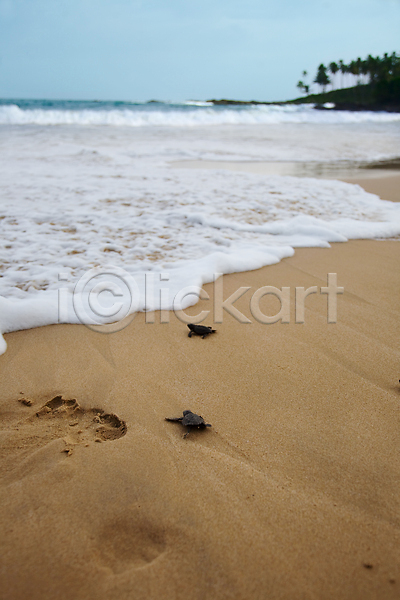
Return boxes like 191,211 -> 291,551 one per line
0,0 -> 399,102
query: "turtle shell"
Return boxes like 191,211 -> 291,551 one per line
181,410 -> 207,427
188,324 -> 213,335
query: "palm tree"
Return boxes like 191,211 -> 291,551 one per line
302,70 -> 310,92
338,60 -> 346,88
392,52 -> 400,78
314,64 -> 330,93
360,57 -> 367,83
329,62 -> 339,90
356,57 -> 363,85
297,79 -> 311,95
366,54 -> 378,83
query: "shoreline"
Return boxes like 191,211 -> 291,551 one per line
340,173 -> 400,203
1,174 -> 400,599
171,159 -> 400,203
170,159 -> 400,201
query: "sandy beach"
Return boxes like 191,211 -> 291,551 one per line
340,173 -> 400,203
1,174 -> 400,600
171,160 -> 400,203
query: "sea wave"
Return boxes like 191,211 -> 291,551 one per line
0,102 -> 399,353
1,158 -> 400,353
1,103 -> 400,127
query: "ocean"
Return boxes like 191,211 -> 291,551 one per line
0,98 -> 399,351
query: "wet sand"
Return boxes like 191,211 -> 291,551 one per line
340,174 -> 400,203
0,177 -> 399,600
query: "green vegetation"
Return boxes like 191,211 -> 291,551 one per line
295,52 -> 400,111
209,52 -> 399,111
296,70 -> 310,95
314,64 -> 331,92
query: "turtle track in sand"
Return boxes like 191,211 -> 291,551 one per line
0,395 -> 127,481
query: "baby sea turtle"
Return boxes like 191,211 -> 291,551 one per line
187,323 -> 216,339
165,410 -> 212,438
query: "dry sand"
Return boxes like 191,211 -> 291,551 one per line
1,176 -> 400,600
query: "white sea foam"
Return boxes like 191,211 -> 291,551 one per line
1,103 -> 400,127
0,118 -> 399,353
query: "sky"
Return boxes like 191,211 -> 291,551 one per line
0,0 -> 399,102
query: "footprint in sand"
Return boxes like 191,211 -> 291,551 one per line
0,395 -> 127,481
94,514 -> 167,573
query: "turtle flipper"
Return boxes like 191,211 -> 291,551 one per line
165,417 -> 183,422
188,332 -> 193,337
205,423 -> 212,427
183,427 -> 191,438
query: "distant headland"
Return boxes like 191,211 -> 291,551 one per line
208,52 -> 400,112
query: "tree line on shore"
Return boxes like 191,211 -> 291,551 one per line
297,52 -> 400,95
